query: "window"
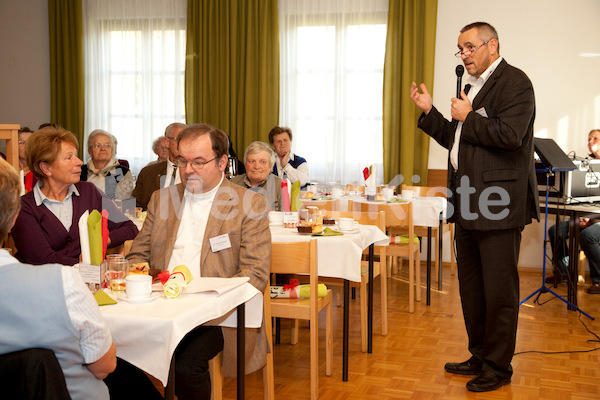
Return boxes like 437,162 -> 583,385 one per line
83,0 -> 187,175
279,0 -> 388,186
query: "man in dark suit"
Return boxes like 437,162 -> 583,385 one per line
410,22 -> 539,392
132,122 -> 186,209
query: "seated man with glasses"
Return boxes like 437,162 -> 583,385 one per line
132,122 -> 187,210
126,123 -> 271,400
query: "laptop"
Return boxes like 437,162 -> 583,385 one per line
538,159 -> 600,204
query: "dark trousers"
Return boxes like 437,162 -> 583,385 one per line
173,325 -> 224,400
105,326 -> 223,400
455,221 -> 522,378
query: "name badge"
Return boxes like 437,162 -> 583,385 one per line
209,233 -> 232,253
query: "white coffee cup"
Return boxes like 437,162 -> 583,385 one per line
402,190 -> 415,200
268,211 -> 284,226
381,187 -> 394,201
126,274 -> 152,299
338,217 -> 359,231
331,187 -> 343,198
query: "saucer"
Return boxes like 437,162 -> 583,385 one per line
120,293 -> 159,303
338,227 -> 360,234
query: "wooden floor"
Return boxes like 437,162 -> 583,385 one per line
158,263 -> 600,399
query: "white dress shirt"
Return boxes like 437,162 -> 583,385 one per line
33,181 -> 80,231
450,56 -> 503,171
163,159 -> 181,188
167,175 -> 224,278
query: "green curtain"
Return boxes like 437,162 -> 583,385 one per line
48,0 -> 85,157
382,0 -> 437,186
185,0 -> 279,157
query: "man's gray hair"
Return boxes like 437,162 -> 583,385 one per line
460,22 -> 500,53
244,141 -> 276,169
164,122 -> 187,138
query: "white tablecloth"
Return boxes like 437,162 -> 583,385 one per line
100,280 -> 262,386
270,225 -> 389,282
352,196 -> 447,227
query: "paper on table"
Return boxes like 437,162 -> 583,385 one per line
79,211 -> 91,265
184,277 -> 250,296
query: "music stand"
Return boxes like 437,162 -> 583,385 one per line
520,138 -> 594,320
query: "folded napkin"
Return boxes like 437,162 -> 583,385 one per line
281,179 -> 291,211
387,197 -> 406,203
88,210 -> 105,265
162,265 -> 193,299
290,180 -> 301,211
94,290 -> 117,306
79,211 -> 91,264
270,278 -> 328,298
389,235 -> 420,244
364,164 -> 377,187
313,227 -> 343,236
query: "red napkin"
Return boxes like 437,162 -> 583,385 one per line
101,209 -> 109,260
363,167 -> 370,181
281,180 -> 291,211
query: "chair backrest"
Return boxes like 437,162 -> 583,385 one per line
401,184 -> 448,199
300,199 -> 340,213
345,184 -> 365,194
270,239 -> 319,311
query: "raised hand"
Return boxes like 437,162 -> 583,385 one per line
410,82 -> 433,115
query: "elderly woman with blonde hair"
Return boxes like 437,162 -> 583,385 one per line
80,129 -> 134,200
230,141 -> 282,211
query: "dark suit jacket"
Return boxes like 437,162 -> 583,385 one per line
131,160 -> 168,210
419,59 -> 539,230
127,178 -> 271,376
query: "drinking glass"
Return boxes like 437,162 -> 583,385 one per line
105,259 -> 129,294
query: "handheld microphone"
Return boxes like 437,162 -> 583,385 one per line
455,65 -> 464,98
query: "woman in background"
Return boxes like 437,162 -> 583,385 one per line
11,126 -> 138,266
80,129 -> 135,200
18,126 -> 36,194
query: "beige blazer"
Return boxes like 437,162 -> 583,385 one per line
127,178 -> 271,376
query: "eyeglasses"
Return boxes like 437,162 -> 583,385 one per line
91,143 -> 112,149
174,156 -> 218,170
455,40 -> 489,58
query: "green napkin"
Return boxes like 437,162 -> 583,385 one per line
389,235 -> 420,244
313,227 -> 343,236
94,290 -> 117,306
298,284 -> 328,298
387,197 -> 406,203
88,210 -> 103,265
290,181 -> 301,211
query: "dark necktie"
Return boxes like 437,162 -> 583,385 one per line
171,166 -> 178,186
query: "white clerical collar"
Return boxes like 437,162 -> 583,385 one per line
184,174 -> 224,202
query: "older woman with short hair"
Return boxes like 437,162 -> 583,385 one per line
80,129 -> 134,200
11,126 -> 138,266
230,141 -> 282,211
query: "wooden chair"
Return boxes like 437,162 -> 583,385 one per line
270,239 -> 333,399
401,184 -> 457,277
319,210 -> 387,352
345,184 -> 365,194
358,201 -> 420,313
208,285 -> 275,400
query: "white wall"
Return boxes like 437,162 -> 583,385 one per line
427,0 -> 600,269
0,0 -> 50,134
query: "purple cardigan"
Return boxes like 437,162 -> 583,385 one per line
11,181 -> 139,266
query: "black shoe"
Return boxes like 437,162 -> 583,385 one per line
545,275 -> 566,284
466,371 -> 511,392
587,283 -> 600,294
444,357 -> 482,375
